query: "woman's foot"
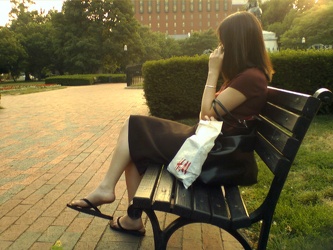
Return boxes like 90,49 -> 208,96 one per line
110,215 -> 145,236
67,186 -> 116,220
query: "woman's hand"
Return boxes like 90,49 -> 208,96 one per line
208,46 -> 224,78
204,115 -> 217,121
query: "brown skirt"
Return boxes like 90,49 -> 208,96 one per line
128,115 -> 196,175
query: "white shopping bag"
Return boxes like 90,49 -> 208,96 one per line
167,120 -> 223,189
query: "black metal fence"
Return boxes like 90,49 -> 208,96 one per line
126,64 -> 143,87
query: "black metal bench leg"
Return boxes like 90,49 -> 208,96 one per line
143,209 -> 168,250
143,209 -> 199,250
226,229 -> 253,250
256,218 -> 272,250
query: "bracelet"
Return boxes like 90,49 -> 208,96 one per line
205,85 -> 216,88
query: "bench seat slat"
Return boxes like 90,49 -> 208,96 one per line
209,185 -> 230,228
192,184 -> 212,221
224,186 -> 251,229
173,181 -> 193,218
133,166 -> 160,208
152,167 -> 174,211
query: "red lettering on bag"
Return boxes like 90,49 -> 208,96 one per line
176,158 -> 191,174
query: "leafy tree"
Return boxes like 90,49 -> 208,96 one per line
137,26 -> 182,63
178,29 -> 218,56
52,0 -> 142,74
0,27 -> 27,79
9,0 -> 56,80
261,0 -> 332,49
280,2 -> 333,48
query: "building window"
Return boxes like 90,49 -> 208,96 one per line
181,0 -> 186,12
174,22 -> 177,28
149,15 -> 151,21
166,15 -> 168,20
182,22 -> 185,27
156,0 -> 160,13
190,0 -> 194,12
215,0 -> 220,11
174,14 -> 177,20
165,0 -> 169,13
199,0 -> 203,12
173,0 -> 177,12
139,0 -> 144,13
158,23 -> 160,28
166,23 -> 169,28
148,0 -> 152,13
182,14 -> 185,20
207,0 -> 211,11
224,0 -> 228,11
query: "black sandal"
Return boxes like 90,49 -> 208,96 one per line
67,198 -> 113,220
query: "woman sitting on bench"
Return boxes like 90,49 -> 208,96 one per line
67,11 -> 274,237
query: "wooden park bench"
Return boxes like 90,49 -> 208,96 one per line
127,86 -> 333,250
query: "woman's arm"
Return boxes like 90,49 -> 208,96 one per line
200,46 -> 247,120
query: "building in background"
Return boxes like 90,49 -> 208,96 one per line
131,0 -> 236,39
130,0 -> 278,51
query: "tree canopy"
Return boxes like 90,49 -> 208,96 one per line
261,0 -> 333,49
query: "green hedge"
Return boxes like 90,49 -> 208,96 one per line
143,50 -> 333,119
45,74 -> 126,86
143,55 -> 211,119
269,50 -> 333,94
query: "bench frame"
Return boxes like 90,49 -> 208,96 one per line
127,86 -> 332,250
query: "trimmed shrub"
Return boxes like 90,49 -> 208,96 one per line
45,74 -> 126,86
143,55 -> 211,119
269,49 -> 333,94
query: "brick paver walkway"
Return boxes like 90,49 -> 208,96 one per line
0,84 -> 243,250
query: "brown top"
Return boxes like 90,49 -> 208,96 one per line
216,68 -> 268,134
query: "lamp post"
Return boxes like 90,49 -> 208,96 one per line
124,44 -> 130,86
123,44 -> 128,73
301,37 -> 306,50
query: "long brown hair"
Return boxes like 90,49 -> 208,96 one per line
217,11 -> 274,83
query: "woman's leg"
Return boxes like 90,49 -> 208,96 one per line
110,162 -> 145,231
68,118 -> 133,207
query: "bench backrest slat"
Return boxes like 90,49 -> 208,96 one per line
255,87 -> 322,177
265,87 -> 320,117
256,118 -> 299,159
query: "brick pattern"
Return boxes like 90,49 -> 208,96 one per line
0,84 -> 242,249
